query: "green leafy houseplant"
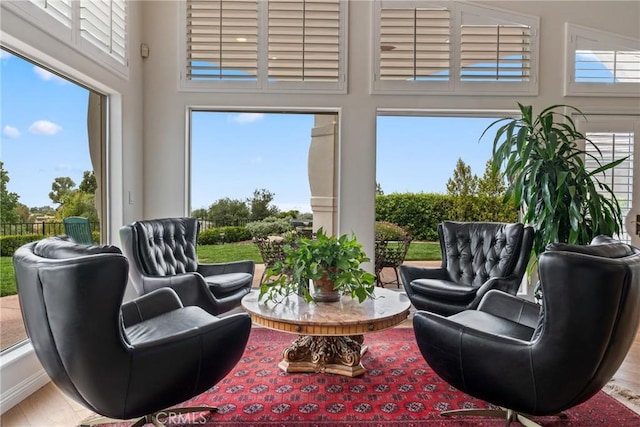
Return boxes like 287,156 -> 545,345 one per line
482,103 -> 625,259
259,228 -> 376,304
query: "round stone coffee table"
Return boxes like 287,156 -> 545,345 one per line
241,288 -> 411,377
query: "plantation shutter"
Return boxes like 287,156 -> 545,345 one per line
29,0 -> 73,28
186,0 -> 258,80
575,36 -> 640,84
267,0 -> 341,82
79,0 -> 127,66
459,10 -> 532,82
378,6 -> 450,81
585,131 -> 634,242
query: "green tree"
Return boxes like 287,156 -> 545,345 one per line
0,162 -> 20,223
79,170 -> 97,194
15,203 -> 31,222
477,159 -> 506,197
49,177 -> 76,205
56,192 -> 99,222
191,208 -> 209,219
446,158 -> 478,221
208,197 -> 251,225
249,188 -> 279,221
376,182 -> 384,195
446,158 -> 478,196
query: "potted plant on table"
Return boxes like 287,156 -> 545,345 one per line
482,103 -> 626,294
259,228 -> 376,304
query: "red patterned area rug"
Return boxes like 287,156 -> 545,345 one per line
168,327 -> 640,427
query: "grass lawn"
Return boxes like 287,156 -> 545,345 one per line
0,241 -> 441,297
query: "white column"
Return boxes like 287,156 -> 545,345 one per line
308,114 -> 338,235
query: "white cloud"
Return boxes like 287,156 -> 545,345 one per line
33,66 -> 67,83
2,125 -> 21,138
0,51 -> 11,60
232,113 -> 265,124
29,120 -> 62,135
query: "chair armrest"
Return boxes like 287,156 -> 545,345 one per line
141,273 -> 224,316
198,260 -> 255,276
399,264 -> 450,283
121,288 -> 183,328
470,274 -> 525,308
477,290 -> 541,329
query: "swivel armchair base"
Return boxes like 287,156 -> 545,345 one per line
80,406 -> 218,427
441,408 -> 567,427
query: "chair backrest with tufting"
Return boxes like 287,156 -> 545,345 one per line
439,221 -> 530,288
131,217 -> 200,276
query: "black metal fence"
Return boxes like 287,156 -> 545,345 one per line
1,222 -> 100,236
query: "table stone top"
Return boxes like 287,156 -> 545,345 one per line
241,288 -> 411,336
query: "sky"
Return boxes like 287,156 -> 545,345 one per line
1,49 -> 499,215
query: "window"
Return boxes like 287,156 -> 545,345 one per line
580,117 -> 638,243
182,0 -> 346,92
3,0 -> 128,76
373,0 -> 538,95
565,24 -> 640,97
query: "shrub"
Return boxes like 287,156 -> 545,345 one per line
0,234 -> 43,256
198,226 -> 250,245
245,216 -> 293,237
375,221 -> 410,240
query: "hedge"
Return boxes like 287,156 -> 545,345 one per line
376,193 -> 518,240
198,226 -> 251,245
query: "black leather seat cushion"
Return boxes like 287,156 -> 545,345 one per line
203,272 -> 253,293
125,306 -> 222,347
449,310 -> 535,341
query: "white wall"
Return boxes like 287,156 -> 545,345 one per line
140,0 -> 640,259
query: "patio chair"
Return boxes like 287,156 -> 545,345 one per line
253,236 -> 287,284
375,235 -> 413,287
63,216 -> 94,245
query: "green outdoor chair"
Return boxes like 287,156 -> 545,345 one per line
63,216 -> 94,245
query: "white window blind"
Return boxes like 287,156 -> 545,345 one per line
378,7 -> 450,81
186,0 -> 259,80
566,24 -> 640,96
459,23 -> 531,82
373,1 -> 538,94
268,0 -> 341,82
183,0 -> 345,91
29,0 -> 73,28
585,131 -> 634,242
80,0 -> 127,66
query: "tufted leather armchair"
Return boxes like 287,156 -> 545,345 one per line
120,217 -> 255,316
400,221 -> 534,316
13,236 -> 252,426
413,235 -> 640,425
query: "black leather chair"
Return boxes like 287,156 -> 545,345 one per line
13,236 -> 252,426
400,221 -> 534,316
120,217 -> 254,316
413,235 -> 640,426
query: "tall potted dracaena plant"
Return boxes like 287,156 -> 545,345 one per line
481,103 -> 626,260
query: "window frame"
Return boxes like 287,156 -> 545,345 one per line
179,0 -> 348,94
565,23 -> 640,97
371,0 -> 539,95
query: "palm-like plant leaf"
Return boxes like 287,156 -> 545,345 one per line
481,103 -> 625,263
